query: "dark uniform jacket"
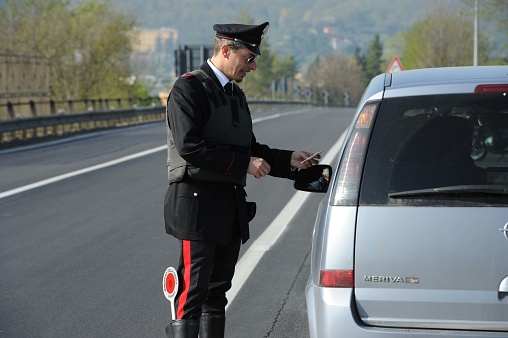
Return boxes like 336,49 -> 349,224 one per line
164,61 -> 296,245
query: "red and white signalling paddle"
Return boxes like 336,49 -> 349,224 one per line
162,267 -> 179,320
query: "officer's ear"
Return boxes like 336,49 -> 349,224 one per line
222,44 -> 230,59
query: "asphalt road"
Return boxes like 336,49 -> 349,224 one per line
0,107 -> 356,338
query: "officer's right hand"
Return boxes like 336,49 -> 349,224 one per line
247,157 -> 271,179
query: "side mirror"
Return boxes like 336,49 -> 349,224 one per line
294,164 -> 333,193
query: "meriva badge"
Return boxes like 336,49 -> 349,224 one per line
364,276 -> 420,284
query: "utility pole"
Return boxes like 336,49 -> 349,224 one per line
473,0 -> 478,66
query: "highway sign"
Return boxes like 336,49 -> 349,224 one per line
386,56 -> 404,73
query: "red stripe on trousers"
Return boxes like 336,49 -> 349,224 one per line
177,240 -> 191,319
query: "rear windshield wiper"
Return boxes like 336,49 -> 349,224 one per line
389,185 -> 508,198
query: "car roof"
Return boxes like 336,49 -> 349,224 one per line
363,65 -> 508,101
390,65 -> 508,87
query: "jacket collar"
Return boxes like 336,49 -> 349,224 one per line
206,59 -> 231,88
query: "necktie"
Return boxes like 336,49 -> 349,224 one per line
224,82 -> 234,96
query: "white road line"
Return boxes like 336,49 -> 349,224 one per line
0,146 -> 166,199
225,131 -> 346,309
251,109 -> 309,123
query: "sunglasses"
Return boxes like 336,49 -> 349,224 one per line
228,45 -> 259,64
241,53 -> 259,64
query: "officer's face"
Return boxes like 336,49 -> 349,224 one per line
226,46 -> 257,83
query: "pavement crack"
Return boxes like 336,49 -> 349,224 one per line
265,248 -> 311,337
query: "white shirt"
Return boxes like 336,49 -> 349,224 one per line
207,59 -> 231,88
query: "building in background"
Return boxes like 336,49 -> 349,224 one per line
131,27 -> 178,78
130,29 -> 215,102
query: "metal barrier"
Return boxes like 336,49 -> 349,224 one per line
0,106 -> 165,148
0,97 -> 162,120
0,100 -> 333,149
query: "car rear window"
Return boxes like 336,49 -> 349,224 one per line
360,93 -> 508,206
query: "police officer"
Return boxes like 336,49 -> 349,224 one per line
164,21 -> 320,338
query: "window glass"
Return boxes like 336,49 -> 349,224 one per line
360,93 -> 508,206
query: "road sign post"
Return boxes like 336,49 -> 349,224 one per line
343,91 -> 350,106
323,90 -> 329,105
306,88 -> 313,102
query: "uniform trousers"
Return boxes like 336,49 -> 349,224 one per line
174,236 -> 241,320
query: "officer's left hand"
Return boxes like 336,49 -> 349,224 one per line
248,156 -> 271,179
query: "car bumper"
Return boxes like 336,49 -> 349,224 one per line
305,280 -> 508,338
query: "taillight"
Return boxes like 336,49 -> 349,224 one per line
332,103 -> 378,205
475,84 -> 508,94
319,270 -> 354,288
355,104 -> 376,128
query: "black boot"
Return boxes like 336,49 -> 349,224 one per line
165,319 -> 200,338
198,312 -> 225,338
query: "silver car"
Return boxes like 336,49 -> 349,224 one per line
295,66 -> 508,337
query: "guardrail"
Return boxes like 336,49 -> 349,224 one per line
0,100 -> 331,149
0,106 -> 165,149
0,97 -> 162,120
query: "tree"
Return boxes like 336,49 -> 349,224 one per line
354,34 -> 384,86
271,54 -> 297,99
303,55 -> 322,98
401,10 -> 490,69
353,46 -> 366,75
67,1 -> 138,99
0,0 -> 139,100
234,13 -> 298,99
364,34 -> 384,83
303,52 -> 364,105
476,0 -> 508,63
239,39 -> 275,98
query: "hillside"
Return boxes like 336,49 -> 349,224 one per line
108,0 -> 466,67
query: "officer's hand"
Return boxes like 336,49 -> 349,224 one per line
291,151 -> 321,169
247,157 -> 271,179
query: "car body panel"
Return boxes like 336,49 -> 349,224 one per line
306,286 -> 508,337
310,206 -> 357,286
355,207 -> 508,331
